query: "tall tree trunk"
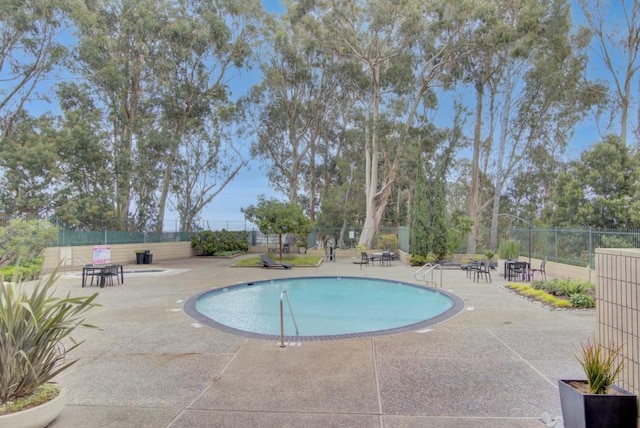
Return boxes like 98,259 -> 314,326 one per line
490,73 -> 513,251
360,66 -> 381,248
467,80 -> 484,254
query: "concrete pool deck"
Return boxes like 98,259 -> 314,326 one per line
49,255 -> 594,427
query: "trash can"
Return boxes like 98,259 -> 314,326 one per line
135,252 -> 145,264
143,250 -> 153,264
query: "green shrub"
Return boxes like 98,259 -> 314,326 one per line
191,230 -> 249,256
0,258 -> 44,281
0,219 -> 58,266
569,293 -> 596,308
375,234 -> 398,252
531,280 -> 545,290
557,278 -> 595,297
410,255 -> 427,266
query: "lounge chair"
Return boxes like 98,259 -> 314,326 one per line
260,254 -> 293,269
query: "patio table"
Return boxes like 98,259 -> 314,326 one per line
82,264 -> 124,288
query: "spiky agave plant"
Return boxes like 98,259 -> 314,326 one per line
0,270 -> 99,406
577,339 -> 625,394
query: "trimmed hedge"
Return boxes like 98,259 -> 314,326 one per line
191,230 -> 249,256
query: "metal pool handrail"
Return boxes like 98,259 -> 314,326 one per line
413,263 -> 443,288
279,290 -> 299,347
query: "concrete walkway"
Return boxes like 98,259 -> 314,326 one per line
49,256 -> 595,427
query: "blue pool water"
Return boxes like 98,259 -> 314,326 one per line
187,276 -> 463,340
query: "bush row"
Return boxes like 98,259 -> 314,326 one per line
190,230 -> 249,256
511,278 -> 596,308
0,258 -> 44,281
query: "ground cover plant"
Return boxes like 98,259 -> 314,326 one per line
506,278 -> 595,308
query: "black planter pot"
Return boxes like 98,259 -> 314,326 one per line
135,253 -> 144,264
558,379 -> 637,428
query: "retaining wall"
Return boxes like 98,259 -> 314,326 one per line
42,242 -> 195,271
595,248 -> 640,424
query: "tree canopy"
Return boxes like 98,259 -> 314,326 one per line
0,0 -> 637,254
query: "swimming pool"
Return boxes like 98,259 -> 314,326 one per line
184,276 -> 464,340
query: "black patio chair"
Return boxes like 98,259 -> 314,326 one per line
474,263 -> 492,283
360,252 -> 372,266
529,258 -> 547,281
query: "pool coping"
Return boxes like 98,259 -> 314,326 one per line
183,275 -> 466,341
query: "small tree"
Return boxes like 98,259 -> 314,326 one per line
242,196 -> 312,260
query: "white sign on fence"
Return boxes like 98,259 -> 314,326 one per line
92,245 -> 111,265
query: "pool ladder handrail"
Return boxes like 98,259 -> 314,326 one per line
279,290 -> 299,347
414,263 -> 443,288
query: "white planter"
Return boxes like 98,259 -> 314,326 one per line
0,385 -> 66,428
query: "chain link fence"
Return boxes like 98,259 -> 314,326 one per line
505,226 -> 640,268
45,218 -> 640,267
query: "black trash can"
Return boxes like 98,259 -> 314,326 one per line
143,250 -> 152,264
135,252 -> 144,264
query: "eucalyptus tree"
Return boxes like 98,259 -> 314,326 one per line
319,0 -> 468,248
457,0 -> 599,253
0,0 -> 68,138
242,10 -> 339,207
485,0 -> 602,250
71,0 -> 170,230
577,0 -> 640,148
53,82 -> 118,230
154,0 -> 264,232
0,112 -> 59,218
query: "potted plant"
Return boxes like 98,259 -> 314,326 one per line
558,339 -> 637,428
295,240 -> 306,254
135,250 -> 145,264
0,270 -> 99,427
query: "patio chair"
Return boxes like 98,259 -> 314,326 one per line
461,261 -> 480,279
260,254 -> 293,269
474,263 -> 492,283
360,252 -> 372,266
100,265 -> 118,287
380,250 -> 392,267
529,258 -> 547,281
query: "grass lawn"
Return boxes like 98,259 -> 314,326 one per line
234,254 -> 323,267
